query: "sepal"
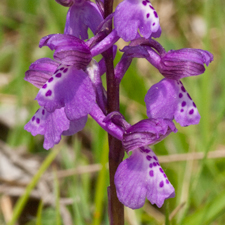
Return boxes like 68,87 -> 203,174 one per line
123,119 -> 177,152
25,58 -> 59,88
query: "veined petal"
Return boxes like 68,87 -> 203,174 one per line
36,64 -> 96,120
123,119 -> 177,151
115,147 -> 175,209
114,0 -> 161,41
39,34 -> 91,68
64,1 -> 103,40
159,48 -> 213,79
24,107 -> 70,150
145,78 -> 200,127
25,58 -> 59,88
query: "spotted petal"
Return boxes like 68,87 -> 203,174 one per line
115,147 -> 175,209
114,0 -> 161,41
36,64 -> 96,120
145,78 -> 200,127
24,107 -> 69,150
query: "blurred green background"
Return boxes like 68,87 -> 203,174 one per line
0,0 -> 225,224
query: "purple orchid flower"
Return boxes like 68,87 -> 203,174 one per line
103,112 -> 175,209
24,58 -> 89,149
115,146 -> 175,209
114,0 -> 161,41
24,33 -> 99,149
56,0 -> 103,40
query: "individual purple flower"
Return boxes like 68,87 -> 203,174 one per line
61,0 -> 103,40
25,59 -> 90,149
25,107 -> 87,150
145,78 -> 200,127
115,146 -> 175,209
123,118 -> 177,151
114,0 -> 161,41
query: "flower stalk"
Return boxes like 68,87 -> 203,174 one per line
104,0 -> 125,223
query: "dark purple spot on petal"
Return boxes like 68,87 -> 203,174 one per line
32,116 -> 35,121
153,22 -> 155,26
159,168 -> 163,173
150,5 -> 154,9
189,109 -> 194,115
54,69 -> 59,74
153,156 -> 157,161
166,179 -> 169,184
180,109 -> 184,112
157,162 -> 160,166
182,101 -> 186,107
42,84 -> 47,89
181,86 -> 186,92
146,13 -> 150,18
45,90 -> 52,97
187,93 -> 192,100
36,118 -> 40,124
42,110 -> 45,115
55,73 -> 62,78
159,181 -> 164,188
146,155 -> 152,161
149,163 -> 153,168
153,162 -> 157,167
48,77 -> 54,83
163,173 -> 167,178
144,149 -> 150,153
142,1 -> 147,6
149,170 -> 154,177
60,67 -> 64,71
63,68 -> 68,73
193,102 -> 196,108
154,11 -> 158,18
179,93 -> 183,98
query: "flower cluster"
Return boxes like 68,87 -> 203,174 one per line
25,0 -> 213,210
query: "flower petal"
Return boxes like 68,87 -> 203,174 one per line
24,107 -> 70,150
114,0 -> 161,41
64,1 -> 103,40
159,49 -> 213,80
123,119 -> 177,151
145,78 -> 200,126
115,147 -> 175,209
25,58 -> 59,88
39,34 -> 92,68
62,116 -> 87,136
36,64 -> 96,120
